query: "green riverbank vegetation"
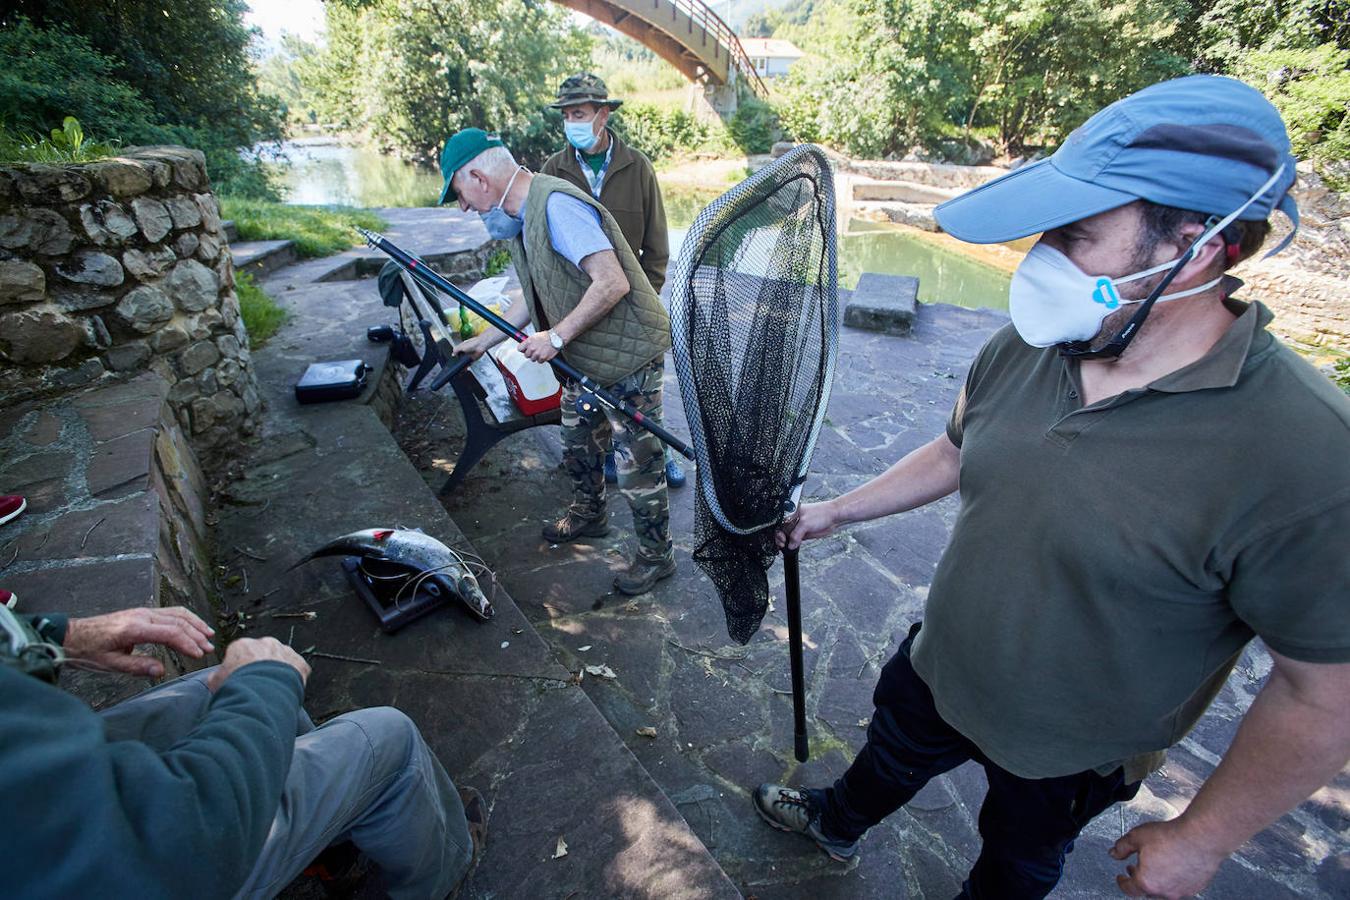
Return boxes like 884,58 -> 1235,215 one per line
219,200 -> 387,259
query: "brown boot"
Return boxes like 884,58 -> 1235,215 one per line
542,504 -> 610,543
614,553 -> 677,596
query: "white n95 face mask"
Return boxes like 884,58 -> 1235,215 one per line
1007,163 -> 1287,350
1007,243 -> 1222,348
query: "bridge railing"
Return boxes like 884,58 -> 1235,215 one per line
668,0 -> 768,97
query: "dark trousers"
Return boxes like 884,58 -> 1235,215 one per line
820,624 -> 1140,899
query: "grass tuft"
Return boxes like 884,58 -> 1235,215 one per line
236,272 -> 287,348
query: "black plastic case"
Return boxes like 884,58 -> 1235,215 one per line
294,360 -> 369,404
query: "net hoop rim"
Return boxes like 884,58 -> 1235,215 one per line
669,143 -> 840,536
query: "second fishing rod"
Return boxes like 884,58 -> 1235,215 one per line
358,227 -> 694,460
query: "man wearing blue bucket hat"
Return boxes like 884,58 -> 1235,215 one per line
754,75 -> 1350,898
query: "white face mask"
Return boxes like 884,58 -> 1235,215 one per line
1008,244 -> 1222,348
1007,164 -> 1287,349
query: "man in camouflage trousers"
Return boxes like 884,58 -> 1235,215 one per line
558,361 -> 670,568
442,128 -> 675,595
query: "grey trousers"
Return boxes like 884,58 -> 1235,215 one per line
99,667 -> 472,899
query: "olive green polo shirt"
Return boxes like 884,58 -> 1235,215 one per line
910,297 -> 1350,782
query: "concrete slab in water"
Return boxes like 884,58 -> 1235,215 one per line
843,272 -> 919,335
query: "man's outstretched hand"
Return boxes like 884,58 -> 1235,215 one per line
207,638 -> 311,692
63,607 -> 215,678
1111,819 -> 1226,899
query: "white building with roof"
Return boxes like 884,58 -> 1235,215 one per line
738,38 -> 805,78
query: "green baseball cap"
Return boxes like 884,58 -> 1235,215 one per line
439,128 -> 504,204
549,73 -> 623,110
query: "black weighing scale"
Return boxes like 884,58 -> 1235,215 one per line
340,556 -> 451,633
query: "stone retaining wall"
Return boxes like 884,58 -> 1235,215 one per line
0,373 -> 216,708
0,146 -> 259,468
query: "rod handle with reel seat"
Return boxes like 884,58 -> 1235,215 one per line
357,227 -> 694,460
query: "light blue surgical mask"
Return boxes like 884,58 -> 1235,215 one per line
479,167 -> 524,240
565,118 -> 599,152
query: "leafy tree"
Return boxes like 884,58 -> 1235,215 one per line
1189,0 -> 1350,184
1231,44 -> 1350,185
303,0 -> 590,167
0,2 -> 285,197
958,0 -> 1191,152
256,35 -> 326,126
776,0 -> 1191,157
0,18 -> 162,145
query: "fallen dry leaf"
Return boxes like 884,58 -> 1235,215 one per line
578,645 -> 592,652
567,670 -> 584,685
584,664 -> 617,679
552,837 -> 568,859
635,726 -> 658,739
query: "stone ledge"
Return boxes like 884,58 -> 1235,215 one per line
844,272 -> 920,335
0,372 -> 215,708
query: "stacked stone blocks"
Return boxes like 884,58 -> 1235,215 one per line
0,146 -> 260,465
0,373 -> 216,708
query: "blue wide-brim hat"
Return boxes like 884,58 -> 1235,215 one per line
934,75 -> 1299,248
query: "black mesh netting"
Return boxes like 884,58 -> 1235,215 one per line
670,145 -> 839,644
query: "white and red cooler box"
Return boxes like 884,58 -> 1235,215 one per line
489,342 -> 562,416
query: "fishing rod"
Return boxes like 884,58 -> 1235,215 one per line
358,227 -> 694,460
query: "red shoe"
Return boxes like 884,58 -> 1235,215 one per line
0,496 -> 25,526
0,590 -> 15,610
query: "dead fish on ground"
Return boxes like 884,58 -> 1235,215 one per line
292,527 -> 494,621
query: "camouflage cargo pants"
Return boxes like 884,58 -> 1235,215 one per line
560,358 -> 672,561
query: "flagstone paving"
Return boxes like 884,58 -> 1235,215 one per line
397,301 -> 1349,899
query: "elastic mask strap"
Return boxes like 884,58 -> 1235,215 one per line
494,166 -> 524,212
1061,164 -> 1287,361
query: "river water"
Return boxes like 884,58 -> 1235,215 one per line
267,139 -> 1011,310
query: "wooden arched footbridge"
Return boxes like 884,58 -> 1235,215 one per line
553,0 -> 768,96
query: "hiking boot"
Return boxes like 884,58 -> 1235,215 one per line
753,783 -> 860,862
0,495 -> 26,527
542,505 -> 610,543
447,786 -> 488,899
613,553 -> 676,595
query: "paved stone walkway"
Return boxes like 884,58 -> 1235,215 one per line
213,233 -> 737,898
397,301 -> 1349,899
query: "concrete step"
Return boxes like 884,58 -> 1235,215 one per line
851,177 -> 960,204
215,274 -> 741,899
230,239 -> 299,279
222,219 -> 239,243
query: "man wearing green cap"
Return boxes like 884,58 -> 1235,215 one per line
439,128 -> 677,595
541,73 -> 686,490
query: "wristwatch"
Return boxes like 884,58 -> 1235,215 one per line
548,330 -> 565,350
